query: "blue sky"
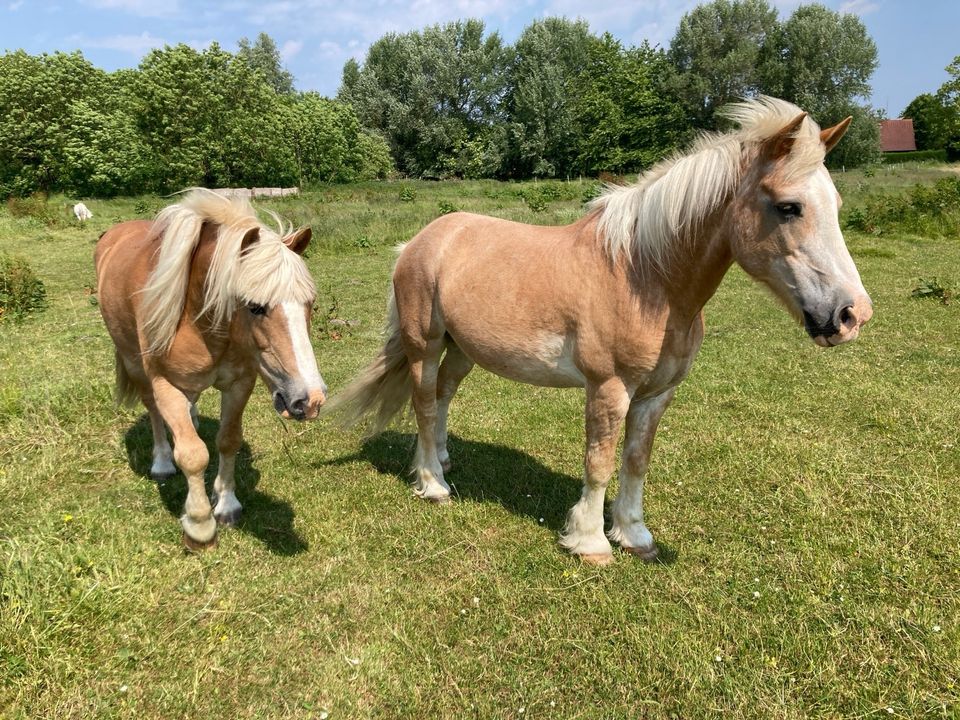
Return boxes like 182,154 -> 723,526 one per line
2,0 -> 957,116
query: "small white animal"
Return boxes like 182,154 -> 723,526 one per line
73,202 -> 93,222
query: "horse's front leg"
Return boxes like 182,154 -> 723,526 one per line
212,377 -> 255,527
151,377 -> 216,550
608,388 -> 675,561
560,378 -> 630,565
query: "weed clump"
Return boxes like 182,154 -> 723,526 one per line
0,253 -> 47,322
911,277 -> 954,305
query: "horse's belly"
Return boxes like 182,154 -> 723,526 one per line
453,331 -> 586,388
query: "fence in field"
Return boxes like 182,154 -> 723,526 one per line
212,188 -> 300,198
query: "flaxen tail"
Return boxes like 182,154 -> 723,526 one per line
322,289 -> 412,435
114,350 -> 139,408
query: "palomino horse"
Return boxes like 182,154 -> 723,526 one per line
328,97 -> 872,565
96,189 -> 326,550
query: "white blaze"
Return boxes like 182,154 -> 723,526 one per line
281,301 -> 325,392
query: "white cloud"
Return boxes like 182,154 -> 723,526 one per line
8,1 -> 24,10
77,30 -> 167,55
280,38 -> 303,61
82,0 -> 180,18
838,0 -> 879,15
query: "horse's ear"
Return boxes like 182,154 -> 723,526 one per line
763,112 -> 808,160
820,116 -> 853,154
285,227 -> 311,256
240,227 -> 259,252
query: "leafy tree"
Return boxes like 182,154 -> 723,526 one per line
503,17 -> 595,177
667,0 -> 779,129
132,43 -> 295,190
237,33 -> 295,95
341,19 -> 509,177
575,36 -> 688,175
937,55 -> 960,160
758,4 -> 879,166
0,51 -> 108,194
822,102 -> 881,168
901,93 -> 956,151
762,3 -> 876,118
285,92 -> 393,183
60,99 -> 153,196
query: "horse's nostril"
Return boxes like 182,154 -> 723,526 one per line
289,396 -> 308,418
839,305 -> 854,326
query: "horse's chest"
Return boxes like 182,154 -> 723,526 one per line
616,324 -> 703,395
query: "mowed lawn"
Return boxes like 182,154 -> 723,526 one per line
1,167 -> 958,719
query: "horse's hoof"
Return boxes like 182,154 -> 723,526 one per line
428,494 -> 452,505
578,553 -> 614,566
182,530 -> 218,552
622,544 -> 659,562
215,509 -> 242,527
151,471 -> 176,483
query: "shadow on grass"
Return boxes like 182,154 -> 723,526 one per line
123,414 -> 307,556
320,430 -> 676,563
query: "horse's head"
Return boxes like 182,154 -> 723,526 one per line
730,111 -> 872,347
234,226 -> 327,420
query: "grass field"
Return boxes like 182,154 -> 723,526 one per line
1,162 -> 959,718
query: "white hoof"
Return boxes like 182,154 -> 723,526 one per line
558,530 -> 613,559
212,491 -> 243,527
150,456 -> 177,479
413,468 -> 451,503
181,513 -> 217,545
608,522 -> 654,550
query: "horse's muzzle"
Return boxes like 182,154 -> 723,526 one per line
803,295 -> 873,347
273,387 -> 326,420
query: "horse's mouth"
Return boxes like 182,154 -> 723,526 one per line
272,392 -> 293,419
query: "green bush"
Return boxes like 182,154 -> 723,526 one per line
5,193 -> 62,227
438,200 -> 457,215
881,149 -> 948,164
0,253 -> 47,322
844,177 -> 960,237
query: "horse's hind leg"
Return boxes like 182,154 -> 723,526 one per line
435,341 -> 474,473
559,378 -> 630,565
150,376 -> 216,550
141,392 -> 176,480
211,378 -> 254,527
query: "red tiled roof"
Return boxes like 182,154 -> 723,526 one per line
880,119 -> 917,152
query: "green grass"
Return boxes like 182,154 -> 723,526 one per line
1,171 -> 959,718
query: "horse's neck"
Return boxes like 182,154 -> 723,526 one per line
639,209 -> 734,320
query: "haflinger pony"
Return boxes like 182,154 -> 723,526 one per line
327,97 -> 872,565
95,189 -> 326,550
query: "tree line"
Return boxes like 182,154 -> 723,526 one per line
902,58 -> 960,159
340,1 -> 883,179
1,1 -> 888,197
0,34 -> 393,197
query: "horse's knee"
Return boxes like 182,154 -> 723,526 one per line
174,439 -> 209,476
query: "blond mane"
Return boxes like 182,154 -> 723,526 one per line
590,97 -> 826,270
141,189 -> 315,354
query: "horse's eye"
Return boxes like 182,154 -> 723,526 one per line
248,303 -> 267,316
776,202 -> 802,218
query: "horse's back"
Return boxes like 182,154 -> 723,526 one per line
95,220 -> 154,284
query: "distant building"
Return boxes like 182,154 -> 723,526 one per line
879,119 -> 917,152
